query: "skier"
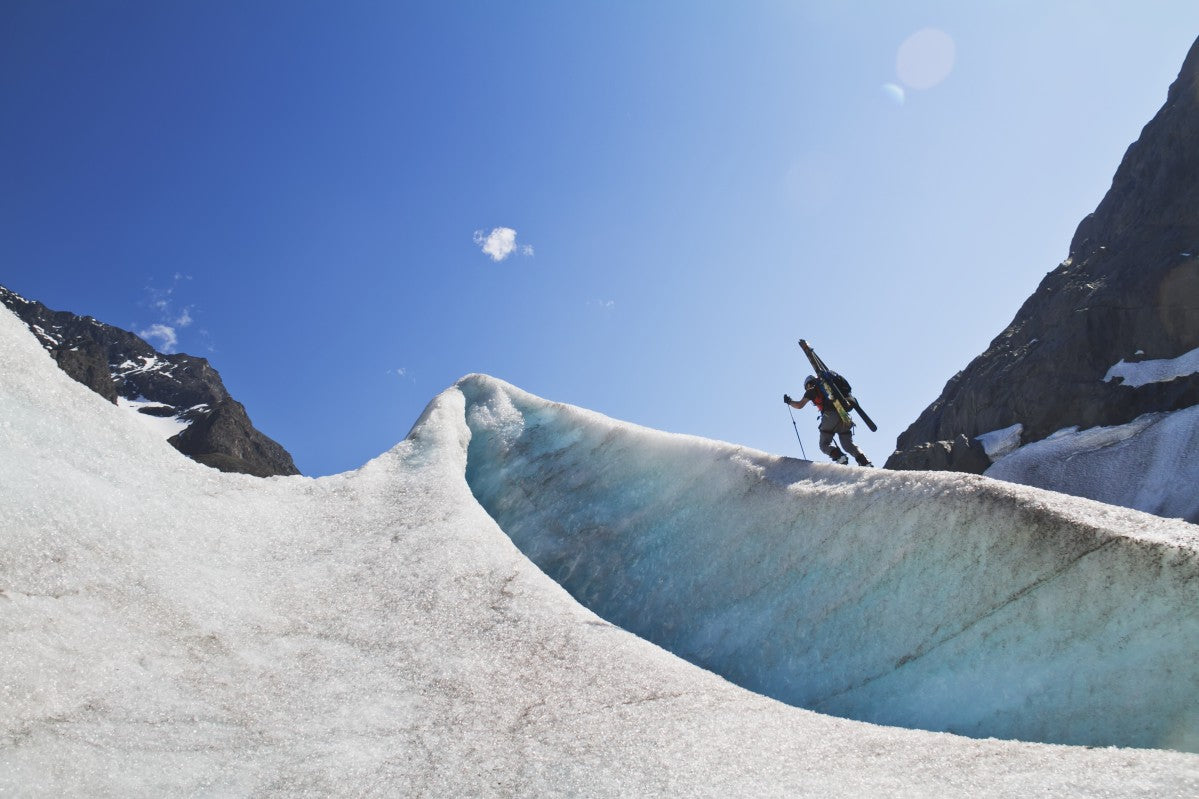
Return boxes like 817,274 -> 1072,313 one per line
784,376 -> 872,466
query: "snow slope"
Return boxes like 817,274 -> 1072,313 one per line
2,306 -> 1198,797
982,348 -> 1199,523
986,408 -> 1199,523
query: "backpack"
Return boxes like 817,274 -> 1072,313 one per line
824,371 -> 852,398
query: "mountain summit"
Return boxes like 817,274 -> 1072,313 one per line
887,36 -> 1199,520
0,286 -> 298,477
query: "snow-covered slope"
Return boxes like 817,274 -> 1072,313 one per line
2,306 -> 1198,797
981,349 -> 1199,523
985,406 -> 1199,522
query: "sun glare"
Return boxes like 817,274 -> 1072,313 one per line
896,28 -> 956,91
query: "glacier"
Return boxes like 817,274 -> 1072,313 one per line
461,376 -> 1199,749
2,304 -> 1199,797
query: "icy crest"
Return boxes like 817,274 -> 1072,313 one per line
460,375 -> 1199,752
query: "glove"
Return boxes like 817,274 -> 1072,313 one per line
783,394 -> 792,404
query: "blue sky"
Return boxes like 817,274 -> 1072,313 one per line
5,2 -> 1199,476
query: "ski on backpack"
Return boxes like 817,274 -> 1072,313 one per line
798,339 -> 878,432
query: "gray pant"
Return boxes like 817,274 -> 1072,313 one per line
818,410 -> 867,463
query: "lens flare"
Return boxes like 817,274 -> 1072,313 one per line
882,82 -> 906,105
897,28 -> 956,90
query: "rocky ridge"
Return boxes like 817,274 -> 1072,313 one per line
0,286 -> 299,477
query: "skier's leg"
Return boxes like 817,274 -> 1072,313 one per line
818,430 -> 846,462
819,412 -> 848,463
837,431 -> 871,466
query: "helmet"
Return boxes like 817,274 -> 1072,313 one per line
804,375 -> 817,389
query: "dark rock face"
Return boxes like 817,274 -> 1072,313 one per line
0,286 -> 299,477
887,36 -> 1199,471
885,434 -> 991,474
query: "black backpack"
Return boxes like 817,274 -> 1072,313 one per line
824,370 -> 852,398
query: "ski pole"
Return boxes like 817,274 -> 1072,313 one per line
788,405 -> 808,460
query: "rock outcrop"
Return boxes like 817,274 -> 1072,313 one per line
0,286 -> 299,477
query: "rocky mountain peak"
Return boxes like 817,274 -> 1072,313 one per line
1070,36 -> 1199,270
0,286 -> 299,477
887,35 -> 1199,503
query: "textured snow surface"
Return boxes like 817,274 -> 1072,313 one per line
986,408 -> 1199,523
2,307 -> 1199,797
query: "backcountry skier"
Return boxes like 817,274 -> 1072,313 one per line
785,376 -> 873,466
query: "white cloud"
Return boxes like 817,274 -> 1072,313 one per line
140,276 -> 198,353
474,227 -> 532,262
140,324 -> 178,353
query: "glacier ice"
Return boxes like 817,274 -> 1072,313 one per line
460,375 -> 1199,752
2,305 -> 1199,797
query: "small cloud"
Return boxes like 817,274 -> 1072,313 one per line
474,227 -> 532,262
140,323 -> 178,353
588,299 -> 616,311
139,274 -> 198,352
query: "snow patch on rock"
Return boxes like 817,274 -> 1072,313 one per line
1104,346 -> 1199,387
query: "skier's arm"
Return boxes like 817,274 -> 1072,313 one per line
783,393 -> 809,409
